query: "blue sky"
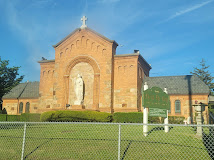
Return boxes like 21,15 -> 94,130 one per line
0,0 -> 214,82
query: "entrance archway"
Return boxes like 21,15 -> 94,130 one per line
65,55 -> 100,110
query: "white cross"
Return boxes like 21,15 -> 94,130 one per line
81,16 -> 87,29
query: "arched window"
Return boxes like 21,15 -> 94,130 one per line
19,102 -> 23,114
175,100 -> 181,113
26,102 -> 30,113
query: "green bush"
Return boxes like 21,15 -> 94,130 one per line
113,112 -> 165,123
7,115 -> 20,121
168,116 -> 185,124
112,112 -> 185,124
40,110 -> 112,122
209,103 -> 214,114
20,113 -> 41,122
113,112 -> 143,123
0,114 -> 7,121
148,116 -> 164,124
40,111 -> 56,122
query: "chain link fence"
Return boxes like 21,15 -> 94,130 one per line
0,122 -> 214,160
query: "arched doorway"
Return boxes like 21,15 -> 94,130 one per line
65,56 -> 100,110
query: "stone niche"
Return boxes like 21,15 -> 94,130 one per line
69,62 -> 94,109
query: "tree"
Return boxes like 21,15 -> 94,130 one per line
191,59 -> 214,95
0,57 -> 24,109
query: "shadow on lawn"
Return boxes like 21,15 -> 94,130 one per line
203,127 -> 214,160
147,126 -> 173,136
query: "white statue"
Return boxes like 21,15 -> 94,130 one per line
74,74 -> 84,105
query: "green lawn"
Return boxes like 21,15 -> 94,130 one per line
0,123 -> 211,160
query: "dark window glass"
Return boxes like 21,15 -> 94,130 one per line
26,102 -> 30,113
175,100 -> 181,113
19,102 -> 23,114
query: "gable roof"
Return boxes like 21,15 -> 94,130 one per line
52,27 -> 118,48
143,75 -> 210,95
2,81 -> 40,99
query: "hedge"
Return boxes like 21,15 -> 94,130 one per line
112,112 -> 185,124
20,113 -> 41,122
7,115 -> 20,122
112,112 -> 143,123
0,114 -> 40,122
168,116 -> 185,124
0,114 -> 7,121
112,112 -> 163,123
40,110 -> 112,122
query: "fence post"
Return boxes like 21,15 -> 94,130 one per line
164,110 -> 169,133
143,82 -> 148,137
118,124 -> 121,160
164,87 -> 169,133
21,123 -> 27,160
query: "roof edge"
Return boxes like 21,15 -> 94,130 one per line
114,53 -> 140,57
52,27 -> 118,49
138,54 -> 152,69
38,59 -> 55,63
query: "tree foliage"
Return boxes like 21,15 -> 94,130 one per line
191,59 -> 214,95
0,57 -> 24,103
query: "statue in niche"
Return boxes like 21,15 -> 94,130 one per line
74,74 -> 84,105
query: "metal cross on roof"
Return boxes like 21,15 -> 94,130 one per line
81,16 -> 87,29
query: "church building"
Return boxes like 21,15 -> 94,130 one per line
2,16 -> 210,123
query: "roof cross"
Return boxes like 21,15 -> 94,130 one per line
81,16 -> 87,29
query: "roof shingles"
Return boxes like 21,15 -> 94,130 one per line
143,75 -> 210,95
2,82 -> 40,99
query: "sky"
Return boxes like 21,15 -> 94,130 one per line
0,0 -> 214,82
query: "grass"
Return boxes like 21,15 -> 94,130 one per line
0,123 -> 212,160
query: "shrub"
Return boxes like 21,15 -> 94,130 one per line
113,112 -> 143,123
113,112 -> 166,123
0,114 -> 7,121
148,116 -> 164,124
112,112 -> 185,124
209,103 -> 214,114
7,115 -> 20,121
168,116 -> 185,124
40,111 -> 56,122
20,113 -> 41,122
40,110 -> 112,122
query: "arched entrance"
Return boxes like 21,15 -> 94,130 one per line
65,56 -> 100,110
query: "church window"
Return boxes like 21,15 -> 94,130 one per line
91,42 -> 95,50
175,100 -> 181,113
118,66 -> 122,72
60,52 -> 63,58
26,102 -> 30,113
86,40 -> 90,48
65,48 -> 69,55
102,49 -> 106,56
71,44 -> 74,52
139,68 -> 142,78
19,102 -> 23,114
76,40 -> 80,48
124,65 -> 127,73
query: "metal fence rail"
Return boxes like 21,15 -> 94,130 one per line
0,122 -> 214,160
